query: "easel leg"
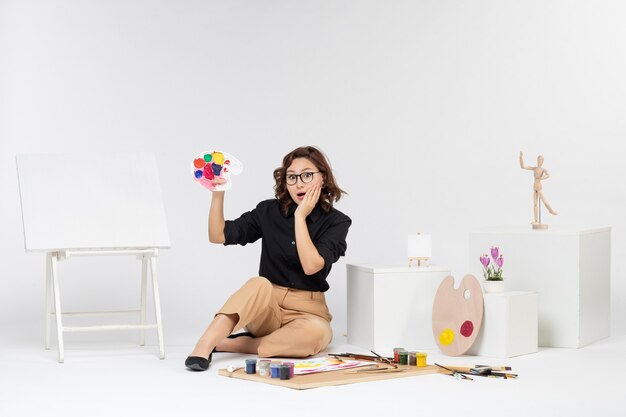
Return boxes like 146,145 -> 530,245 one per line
140,257 -> 148,346
50,253 -> 65,363
149,256 -> 165,359
45,253 -> 52,350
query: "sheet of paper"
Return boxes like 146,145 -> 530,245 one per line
290,357 -> 373,375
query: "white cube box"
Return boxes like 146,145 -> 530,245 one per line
469,228 -> 611,348
468,291 -> 538,358
347,264 -> 451,355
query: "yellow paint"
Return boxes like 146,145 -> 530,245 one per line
439,329 -> 455,346
416,352 -> 427,367
212,152 -> 225,165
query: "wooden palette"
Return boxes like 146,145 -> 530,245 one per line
432,274 -> 484,356
218,364 -> 441,390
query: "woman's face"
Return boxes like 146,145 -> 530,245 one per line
285,157 -> 324,205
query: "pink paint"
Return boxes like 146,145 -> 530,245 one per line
203,165 -> 215,180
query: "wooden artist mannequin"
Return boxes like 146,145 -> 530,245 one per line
519,151 -> 558,229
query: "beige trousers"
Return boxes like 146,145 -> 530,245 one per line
217,277 -> 333,358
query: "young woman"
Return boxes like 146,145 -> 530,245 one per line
185,146 -> 351,371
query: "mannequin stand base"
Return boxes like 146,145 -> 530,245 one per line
408,257 -> 429,267
532,222 -> 548,230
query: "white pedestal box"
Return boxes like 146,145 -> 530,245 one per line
468,291 -> 538,358
469,228 -> 611,348
346,264 -> 451,355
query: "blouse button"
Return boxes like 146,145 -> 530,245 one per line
291,241 -> 295,245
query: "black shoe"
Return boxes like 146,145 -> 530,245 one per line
213,332 -> 255,353
227,332 -> 254,339
185,352 -> 212,371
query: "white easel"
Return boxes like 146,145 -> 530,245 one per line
17,152 -> 171,363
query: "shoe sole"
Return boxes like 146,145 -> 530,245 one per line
186,363 -> 208,371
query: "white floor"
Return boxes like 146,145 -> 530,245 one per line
2,334 -> 625,417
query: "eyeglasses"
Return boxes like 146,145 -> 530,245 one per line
285,171 -> 320,185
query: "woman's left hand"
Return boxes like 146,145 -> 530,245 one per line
295,184 -> 321,219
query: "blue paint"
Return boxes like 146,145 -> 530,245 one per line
211,163 -> 223,176
245,359 -> 257,374
194,170 -> 203,179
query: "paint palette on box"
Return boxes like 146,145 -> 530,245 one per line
191,150 -> 243,191
432,274 -> 484,356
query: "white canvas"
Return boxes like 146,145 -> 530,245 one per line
17,152 -> 171,251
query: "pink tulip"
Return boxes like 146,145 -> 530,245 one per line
480,255 -> 490,268
496,255 -> 504,269
490,246 -> 499,261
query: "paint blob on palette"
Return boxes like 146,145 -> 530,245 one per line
191,150 -> 243,191
431,274 -> 484,356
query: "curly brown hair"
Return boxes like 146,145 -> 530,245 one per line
273,146 -> 347,215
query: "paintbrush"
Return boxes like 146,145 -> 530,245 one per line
328,352 -> 397,368
442,365 -> 514,374
370,350 -> 398,368
434,363 -> 473,381
439,365 -> 481,374
490,371 -> 518,379
476,365 -> 512,371
344,352 -> 394,361
439,365 -> 518,379
442,365 -> 493,375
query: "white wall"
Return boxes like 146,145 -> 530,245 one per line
2,0 -> 625,348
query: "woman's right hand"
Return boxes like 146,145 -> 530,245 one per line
210,178 -> 227,194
